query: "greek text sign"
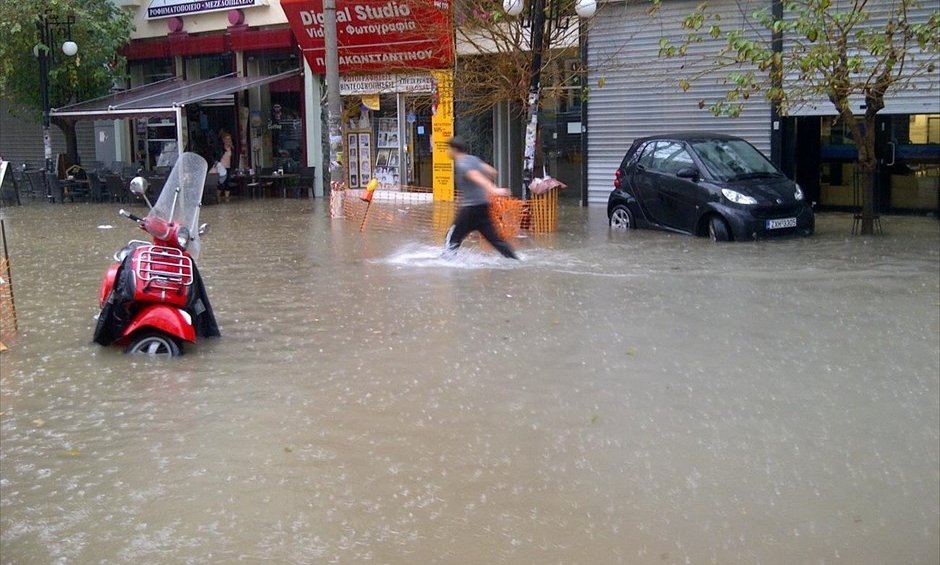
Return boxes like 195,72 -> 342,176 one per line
282,0 -> 453,74
340,74 -> 434,95
147,0 -> 264,19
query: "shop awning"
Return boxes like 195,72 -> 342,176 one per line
49,69 -> 302,121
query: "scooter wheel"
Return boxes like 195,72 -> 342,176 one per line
125,332 -> 183,357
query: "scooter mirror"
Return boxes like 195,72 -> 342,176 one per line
129,176 -> 148,195
198,223 -> 209,236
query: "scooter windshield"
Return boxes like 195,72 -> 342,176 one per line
147,152 -> 208,259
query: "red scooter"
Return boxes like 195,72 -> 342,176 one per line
93,152 -> 219,356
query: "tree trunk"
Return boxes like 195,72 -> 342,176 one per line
840,108 -> 879,235
856,115 -> 879,235
51,116 -> 79,166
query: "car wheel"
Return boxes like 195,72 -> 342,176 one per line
609,205 -> 634,230
708,215 -> 731,242
126,332 -> 182,357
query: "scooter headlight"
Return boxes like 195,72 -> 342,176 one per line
176,227 -> 191,250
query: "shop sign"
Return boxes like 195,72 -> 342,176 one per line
146,0 -> 265,19
282,0 -> 454,74
340,74 -> 434,96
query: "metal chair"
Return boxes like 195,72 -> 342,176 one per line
203,172 -> 220,205
1,168 -> 21,205
147,175 -> 166,202
45,172 -> 65,203
103,175 -> 125,203
25,170 -> 46,200
87,172 -> 105,202
298,166 -> 316,199
84,161 -> 104,176
122,165 -> 141,180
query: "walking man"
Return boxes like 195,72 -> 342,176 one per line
444,137 -> 519,259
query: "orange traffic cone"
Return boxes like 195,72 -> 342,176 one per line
359,178 -> 380,232
360,178 -> 379,202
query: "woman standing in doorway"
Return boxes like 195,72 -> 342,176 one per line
215,131 -> 234,200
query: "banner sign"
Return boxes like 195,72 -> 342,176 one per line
147,0 -> 264,19
340,74 -> 434,95
282,0 -> 454,74
431,69 -> 454,201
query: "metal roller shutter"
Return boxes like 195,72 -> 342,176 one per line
785,0 -> 940,116
1,100 -> 98,167
586,0 -> 773,206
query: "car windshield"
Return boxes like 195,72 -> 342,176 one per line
691,139 -> 782,181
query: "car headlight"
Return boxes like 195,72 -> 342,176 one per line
721,188 -> 758,205
176,227 -> 191,250
794,183 -> 805,201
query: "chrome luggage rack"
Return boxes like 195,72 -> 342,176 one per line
135,245 -> 194,289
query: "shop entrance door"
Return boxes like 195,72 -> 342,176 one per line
879,114 -> 940,213
404,95 -> 434,188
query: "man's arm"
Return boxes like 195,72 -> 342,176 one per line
481,162 -> 498,181
467,169 -> 510,198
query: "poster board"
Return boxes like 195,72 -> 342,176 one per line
376,118 -> 401,190
346,130 -> 372,189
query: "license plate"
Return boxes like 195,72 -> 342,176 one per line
767,217 -> 797,229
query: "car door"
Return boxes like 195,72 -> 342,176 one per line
653,142 -> 701,232
631,141 -> 669,225
633,141 -> 699,231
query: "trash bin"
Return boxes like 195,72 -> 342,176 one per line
527,177 -> 565,233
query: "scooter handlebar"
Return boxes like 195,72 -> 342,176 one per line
119,209 -> 144,223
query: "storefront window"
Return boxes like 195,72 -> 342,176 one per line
130,59 -> 174,86
245,53 -> 304,170
818,114 -> 940,212
819,116 -> 859,207
885,114 -> 940,211
269,97 -> 303,170
540,56 -> 583,199
201,54 -> 233,78
339,75 -> 437,191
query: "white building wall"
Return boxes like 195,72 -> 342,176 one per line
123,0 -> 288,39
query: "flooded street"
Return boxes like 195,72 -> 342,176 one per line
1,200 -> 938,564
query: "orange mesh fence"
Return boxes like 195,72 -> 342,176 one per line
0,257 -> 17,346
490,196 -> 524,240
334,185 -> 559,243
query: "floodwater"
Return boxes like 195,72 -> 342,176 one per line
1,199 -> 938,564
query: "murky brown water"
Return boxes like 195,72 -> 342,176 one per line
1,200 -> 938,564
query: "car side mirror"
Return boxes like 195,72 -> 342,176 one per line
676,167 -> 699,181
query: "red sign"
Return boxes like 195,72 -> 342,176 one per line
281,0 -> 454,74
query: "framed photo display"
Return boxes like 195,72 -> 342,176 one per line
345,131 -> 372,188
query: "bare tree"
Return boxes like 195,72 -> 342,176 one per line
454,0 -> 585,117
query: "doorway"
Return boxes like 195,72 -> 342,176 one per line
404,95 -> 434,188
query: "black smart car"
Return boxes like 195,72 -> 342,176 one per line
607,133 -> 814,241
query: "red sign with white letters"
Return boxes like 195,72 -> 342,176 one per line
281,0 -> 454,74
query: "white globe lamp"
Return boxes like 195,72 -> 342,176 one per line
574,0 -> 596,18
503,0 -> 524,17
62,40 -> 78,57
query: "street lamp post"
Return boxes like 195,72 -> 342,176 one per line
36,13 -> 78,176
503,0 -> 595,199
